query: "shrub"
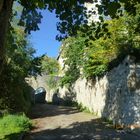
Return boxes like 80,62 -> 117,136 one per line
0,114 -> 32,139
59,5 -> 140,85
46,76 -> 59,90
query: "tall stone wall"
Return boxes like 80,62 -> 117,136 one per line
57,56 -> 140,126
28,56 -> 140,126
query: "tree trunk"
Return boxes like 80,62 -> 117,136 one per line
0,0 -> 13,74
0,0 -> 14,110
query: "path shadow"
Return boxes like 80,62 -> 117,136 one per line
29,104 -> 80,119
25,118 -> 140,140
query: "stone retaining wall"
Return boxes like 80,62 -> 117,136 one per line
58,56 -> 140,126
28,56 -> 140,126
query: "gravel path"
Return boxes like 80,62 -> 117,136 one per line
24,104 -> 140,140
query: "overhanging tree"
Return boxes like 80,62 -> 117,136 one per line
0,0 -> 87,74
0,0 -> 139,110
0,0 -> 140,75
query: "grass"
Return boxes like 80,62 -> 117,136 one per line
75,103 -> 94,114
0,114 -> 32,140
65,101 -> 98,116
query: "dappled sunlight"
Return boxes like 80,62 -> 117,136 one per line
24,104 -> 140,140
25,117 -> 139,140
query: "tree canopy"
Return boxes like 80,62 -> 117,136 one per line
60,4 -> 140,86
41,55 -> 60,75
17,0 -> 140,40
0,0 -> 140,111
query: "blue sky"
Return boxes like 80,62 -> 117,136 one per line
31,10 -> 61,58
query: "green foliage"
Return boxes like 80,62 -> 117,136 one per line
76,102 -> 90,113
1,0 -> 140,111
0,4 -> 36,112
80,1 -> 140,46
46,76 -> 59,90
18,0 -> 87,39
40,55 -> 60,90
41,56 -> 60,75
17,0 -> 140,40
84,12 -> 140,78
60,73 -> 77,88
83,39 -> 115,77
0,65 -> 33,112
0,114 -> 31,139
3,0 -> 140,41
6,27 -> 35,78
61,5 -> 140,81
74,102 -> 98,115
60,36 -> 85,86
98,0 -> 139,18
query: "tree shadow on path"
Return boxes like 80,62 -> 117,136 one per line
25,118 -> 140,140
24,104 -> 140,140
29,103 -> 80,119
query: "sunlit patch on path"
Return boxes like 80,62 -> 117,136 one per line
24,104 -> 140,140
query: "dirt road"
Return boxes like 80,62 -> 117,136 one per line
24,104 -> 140,140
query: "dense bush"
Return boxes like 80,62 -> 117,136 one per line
46,76 -> 60,90
41,56 -> 60,75
59,37 -> 85,87
0,4 -> 37,112
0,114 -> 31,140
60,5 -> 140,84
84,8 -> 140,78
40,55 -> 60,90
